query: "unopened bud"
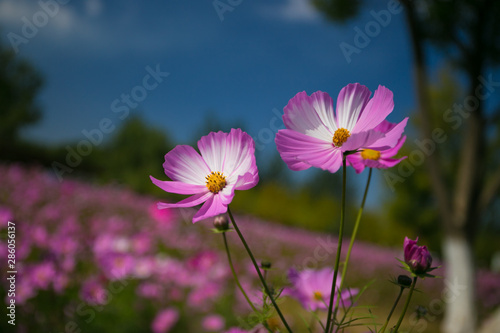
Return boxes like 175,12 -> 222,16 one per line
261,261 -> 272,270
213,215 -> 229,231
397,274 -> 413,288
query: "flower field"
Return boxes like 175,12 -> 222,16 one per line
0,163 -> 498,332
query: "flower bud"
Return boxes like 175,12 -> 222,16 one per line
397,274 -> 413,288
213,215 -> 229,231
260,261 -> 272,270
404,237 -> 432,274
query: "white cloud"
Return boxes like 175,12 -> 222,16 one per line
85,0 -> 103,18
259,0 -> 321,23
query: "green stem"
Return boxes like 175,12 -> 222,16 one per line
222,232 -> 257,313
393,277 -> 418,332
324,156 -> 347,333
332,168 -> 373,333
379,286 -> 405,333
227,207 -> 293,333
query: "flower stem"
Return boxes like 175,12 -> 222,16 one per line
227,207 -> 293,333
379,285 -> 405,333
332,168 -> 373,332
393,277 -> 418,332
222,232 -> 257,312
324,156 -> 347,333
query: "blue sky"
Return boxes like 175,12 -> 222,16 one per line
8,0 -> 495,202
1,0 -> 416,149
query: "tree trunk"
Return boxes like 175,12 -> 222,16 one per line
400,2 -> 479,331
442,233 -> 476,333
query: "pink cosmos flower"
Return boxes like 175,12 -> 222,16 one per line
151,128 -> 259,223
151,307 -> 179,333
275,83 -> 408,173
80,277 -> 108,305
347,120 -> 407,173
202,314 -> 225,331
284,267 -> 357,311
404,237 -> 432,275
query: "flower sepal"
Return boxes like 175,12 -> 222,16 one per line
397,259 -> 440,279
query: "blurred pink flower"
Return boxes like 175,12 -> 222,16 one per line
275,83 -> 408,173
202,314 -> 225,331
347,120 -> 407,173
98,252 -> 135,280
149,203 -> 175,227
137,282 -> 163,299
150,128 -> 259,223
32,261 -> 57,289
284,267 -> 357,311
151,307 -> 179,333
80,277 -> 108,305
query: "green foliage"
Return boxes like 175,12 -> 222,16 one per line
95,115 -> 173,195
0,40 -> 43,156
312,0 -> 361,22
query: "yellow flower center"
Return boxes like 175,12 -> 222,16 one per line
332,128 -> 351,147
205,171 -> 226,193
360,149 -> 381,160
313,291 -> 323,301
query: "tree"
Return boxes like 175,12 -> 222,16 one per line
313,1 -> 500,332
0,38 -> 43,157
98,115 -> 173,194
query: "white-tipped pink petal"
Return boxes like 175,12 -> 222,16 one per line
198,131 -> 227,172
234,172 -> 259,191
310,91 -> 338,132
157,191 -> 212,209
150,176 -> 206,195
276,129 -> 343,172
335,83 -> 371,130
353,85 -> 394,133
223,129 -> 258,186
163,145 -> 210,184
219,185 -> 236,205
283,91 -> 335,141
193,194 -> 227,223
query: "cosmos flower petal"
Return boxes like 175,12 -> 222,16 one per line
342,130 -> 385,151
335,83 -> 371,130
276,129 -> 342,172
380,136 -> 407,158
234,172 -> 259,191
193,194 -> 228,223
157,191 -> 212,209
163,145 -> 210,184
373,119 -> 398,133
283,91 -> 335,141
353,85 -> 394,132
223,129 -> 258,185
198,131 -> 227,172
366,117 -> 408,150
150,176 -> 206,195
309,91 -> 338,132
219,184 -> 236,205
346,154 -> 365,174
152,129 -> 258,223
